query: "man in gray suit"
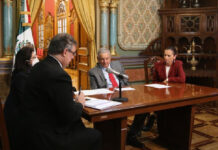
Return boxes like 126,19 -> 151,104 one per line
89,48 -> 128,89
88,48 -> 149,150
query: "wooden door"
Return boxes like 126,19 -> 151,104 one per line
77,24 -> 90,90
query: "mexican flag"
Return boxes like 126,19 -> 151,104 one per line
13,0 -> 39,69
14,0 -> 37,56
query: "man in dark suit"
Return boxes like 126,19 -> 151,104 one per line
89,48 -> 148,150
18,33 -> 102,150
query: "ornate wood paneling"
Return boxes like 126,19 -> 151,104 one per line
77,23 -> 90,89
44,13 -> 54,57
69,8 -> 79,69
44,13 -> 54,49
38,8 -> 45,49
159,0 -> 218,87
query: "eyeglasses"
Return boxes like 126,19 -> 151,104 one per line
67,49 -> 77,56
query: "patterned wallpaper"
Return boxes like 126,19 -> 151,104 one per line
118,0 -> 163,50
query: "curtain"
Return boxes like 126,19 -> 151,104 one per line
71,0 -> 97,68
16,0 -> 42,31
28,0 -> 43,26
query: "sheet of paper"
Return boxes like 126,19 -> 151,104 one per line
145,84 -> 171,89
85,97 -> 122,110
114,87 -> 135,91
75,88 -> 113,96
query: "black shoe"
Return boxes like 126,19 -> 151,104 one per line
142,126 -> 150,131
126,135 -> 145,148
142,115 -> 155,131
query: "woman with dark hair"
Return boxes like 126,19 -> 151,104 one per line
142,46 -> 186,132
4,45 -> 38,150
153,46 -> 186,83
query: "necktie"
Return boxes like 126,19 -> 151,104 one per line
108,73 -> 118,88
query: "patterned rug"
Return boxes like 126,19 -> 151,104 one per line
126,102 -> 218,150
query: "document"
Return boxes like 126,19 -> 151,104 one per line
75,88 -> 113,96
114,87 -> 135,91
145,83 -> 171,89
85,97 -> 122,110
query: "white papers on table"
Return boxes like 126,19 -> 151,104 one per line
75,88 -> 113,96
85,97 -> 122,110
145,84 -> 171,89
114,87 -> 135,91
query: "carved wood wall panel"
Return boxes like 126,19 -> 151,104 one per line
42,13 -> 54,57
180,16 -> 200,32
38,8 -> 45,49
159,0 -> 218,87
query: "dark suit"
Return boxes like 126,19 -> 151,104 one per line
4,71 -> 29,150
89,61 -> 146,139
17,55 -> 101,150
89,61 -> 129,89
153,60 -> 186,83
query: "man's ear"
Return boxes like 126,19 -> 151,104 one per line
63,48 -> 68,56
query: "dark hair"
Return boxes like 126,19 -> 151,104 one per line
48,33 -> 77,55
14,45 -> 34,73
165,46 -> 178,55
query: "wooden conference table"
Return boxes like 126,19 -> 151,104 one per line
82,83 -> 218,150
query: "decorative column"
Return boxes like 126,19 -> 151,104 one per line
3,0 -> 13,57
99,0 -> 110,48
109,0 -> 119,55
0,0 -> 3,57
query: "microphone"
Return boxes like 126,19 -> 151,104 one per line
106,68 -> 129,79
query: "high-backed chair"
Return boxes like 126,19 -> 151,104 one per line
0,99 -> 10,150
143,56 -> 164,131
144,56 -> 164,83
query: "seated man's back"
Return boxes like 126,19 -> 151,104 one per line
16,33 -> 101,150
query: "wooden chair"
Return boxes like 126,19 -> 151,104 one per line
144,56 -> 164,83
143,56 -> 164,131
0,99 -> 10,150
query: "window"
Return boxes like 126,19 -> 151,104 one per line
57,0 -> 68,33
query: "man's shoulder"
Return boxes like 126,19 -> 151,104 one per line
89,65 -> 100,74
31,56 -> 64,77
111,61 -> 122,69
111,61 -> 121,65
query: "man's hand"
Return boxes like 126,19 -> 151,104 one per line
76,92 -> 85,107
